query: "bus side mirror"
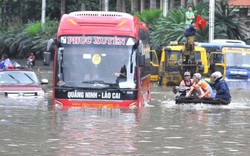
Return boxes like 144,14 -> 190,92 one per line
138,40 -> 143,53
138,54 -> 145,67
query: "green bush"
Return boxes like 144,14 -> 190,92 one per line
25,21 -> 42,37
0,19 -> 59,59
42,18 -> 59,38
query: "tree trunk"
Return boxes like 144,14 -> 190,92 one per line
181,0 -> 186,7
117,0 -> 125,12
117,0 -> 122,11
150,0 -> 157,10
193,0 -> 197,7
169,0 -> 174,9
81,3 -> 86,11
140,0 -> 145,13
60,0 -> 66,17
122,0 -> 126,12
187,0 -> 192,6
160,0 -> 163,9
131,0 -> 139,13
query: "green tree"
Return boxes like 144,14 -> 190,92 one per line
135,9 -> 162,49
215,0 -> 242,39
150,0 -> 242,48
150,8 -> 186,48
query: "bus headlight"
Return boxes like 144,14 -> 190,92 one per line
129,102 -> 137,109
55,100 -> 63,109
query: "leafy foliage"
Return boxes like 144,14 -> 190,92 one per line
150,8 -> 186,49
25,22 -> 42,37
0,20 -> 58,59
215,0 -> 242,40
135,9 -> 162,49
151,0 -> 242,49
135,9 -> 162,26
0,0 -> 245,59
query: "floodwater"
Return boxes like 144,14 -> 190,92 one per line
1,67 -> 250,155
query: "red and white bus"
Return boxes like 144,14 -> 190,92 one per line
52,11 -> 151,108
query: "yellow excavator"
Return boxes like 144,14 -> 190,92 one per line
158,38 -> 209,86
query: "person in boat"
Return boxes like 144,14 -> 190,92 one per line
210,71 -> 231,102
0,53 -> 14,69
173,71 -> 193,95
186,73 -> 215,98
180,71 -> 193,87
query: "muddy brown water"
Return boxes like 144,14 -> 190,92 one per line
1,63 -> 250,155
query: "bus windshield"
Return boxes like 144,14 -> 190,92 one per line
226,52 -> 250,68
56,36 -> 137,89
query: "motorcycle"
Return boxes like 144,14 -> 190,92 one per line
27,59 -> 34,68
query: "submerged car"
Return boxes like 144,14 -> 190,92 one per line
0,69 -> 48,97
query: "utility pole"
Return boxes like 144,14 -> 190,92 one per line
209,0 -> 215,43
41,0 -> 46,24
162,0 -> 168,17
104,0 -> 109,11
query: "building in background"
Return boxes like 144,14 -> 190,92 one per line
228,0 -> 250,39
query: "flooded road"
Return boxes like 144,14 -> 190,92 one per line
1,68 -> 250,155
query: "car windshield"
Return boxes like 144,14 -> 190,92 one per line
56,36 -> 137,88
226,52 -> 250,68
0,71 -> 39,84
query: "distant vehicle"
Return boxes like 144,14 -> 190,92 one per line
211,39 -> 246,45
198,43 -> 250,87
158,44 -> 208,86
245,37 -> 250,45
0,69 -> 48,97
150,50 -> 159,82
27,59 -> 34,68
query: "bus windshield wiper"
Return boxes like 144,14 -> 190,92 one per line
82,80 -> 117,86
82,80 -> 107,84
8,74 -> 21,83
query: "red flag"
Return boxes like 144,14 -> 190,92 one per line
195,15 -> 206,30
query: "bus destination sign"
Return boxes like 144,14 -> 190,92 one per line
60,36 -> 126,45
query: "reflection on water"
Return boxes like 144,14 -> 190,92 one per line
1,80 -> 250,155
53,108 -> 142,155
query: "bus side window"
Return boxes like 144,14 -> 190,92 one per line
139,29 -> 150,78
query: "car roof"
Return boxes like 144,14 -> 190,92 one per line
197,43 -> 250,50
